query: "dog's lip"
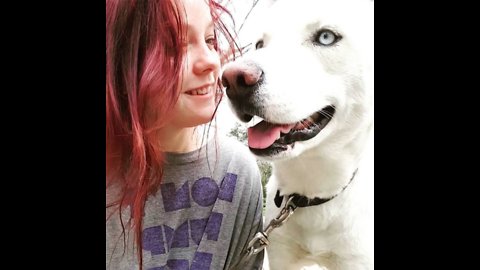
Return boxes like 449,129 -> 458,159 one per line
249,142 -> 291,157
277,105 -> 335,143
247,105 -> 335,155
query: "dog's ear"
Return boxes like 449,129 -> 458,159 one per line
274,190 -> 283,208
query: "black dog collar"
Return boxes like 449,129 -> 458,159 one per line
274,169 -> 358,208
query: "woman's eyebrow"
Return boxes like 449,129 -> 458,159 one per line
186,21 -> 214,33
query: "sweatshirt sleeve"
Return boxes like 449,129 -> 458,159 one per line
223,138 -> 265,270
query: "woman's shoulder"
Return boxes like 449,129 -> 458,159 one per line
214,135 -> 262,194
217,135 -> 256,163
214,135 -> 260,179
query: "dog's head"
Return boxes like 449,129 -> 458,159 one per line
222,0 -> 373,161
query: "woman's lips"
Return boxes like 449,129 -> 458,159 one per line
185,84 -> 214,96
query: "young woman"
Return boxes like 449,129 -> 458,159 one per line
106,0 -> 264,269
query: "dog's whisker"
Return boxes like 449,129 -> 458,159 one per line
319,111 -> 334,119
241,43 -> 252,54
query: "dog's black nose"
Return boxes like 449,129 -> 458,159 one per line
221,61 -> 263,102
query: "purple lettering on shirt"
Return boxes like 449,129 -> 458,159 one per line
161,182 -> 191,212
205,212 -> 223,241
169,221 -> 189,249
167,259 -> 189,270
143,225 -> 165,255
218,173 -> 237,202
191,252 -> 213,270
189,218 -> 208,245
191,177 -> 219,207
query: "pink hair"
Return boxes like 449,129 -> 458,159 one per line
106,0 -> 237,268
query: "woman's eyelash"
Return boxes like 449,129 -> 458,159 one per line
206,36 -> 217,47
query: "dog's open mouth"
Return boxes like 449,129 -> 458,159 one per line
247,105 -> 335,156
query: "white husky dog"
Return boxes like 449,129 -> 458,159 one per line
222,0 -> 374,269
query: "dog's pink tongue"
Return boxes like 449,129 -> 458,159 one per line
248,121 -> 293,149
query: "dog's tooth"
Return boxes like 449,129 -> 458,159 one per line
246,119 -> 255,128
247,116 -> 265,128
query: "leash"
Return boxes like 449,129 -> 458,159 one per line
229,169 -> 358,270
228,196 -> 297,270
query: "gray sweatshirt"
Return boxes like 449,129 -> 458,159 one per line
106,136 -> 264,270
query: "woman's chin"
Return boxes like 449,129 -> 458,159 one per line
180,112 -> 217,128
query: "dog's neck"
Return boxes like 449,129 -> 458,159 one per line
272,120 -> 373,198
273,133 -> 371,199
274,168 -> 357,208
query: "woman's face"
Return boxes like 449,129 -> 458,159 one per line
169,0 -> 221,129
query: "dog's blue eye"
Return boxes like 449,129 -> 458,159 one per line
314,30 -> 341,46
255,40 -> 264,50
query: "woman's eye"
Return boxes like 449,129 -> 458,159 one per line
314,30 -> 341,46
206,37 -> 217,49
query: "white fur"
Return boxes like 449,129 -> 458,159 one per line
225,0 -> 374,269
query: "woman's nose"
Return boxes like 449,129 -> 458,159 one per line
192,43 -> 220,75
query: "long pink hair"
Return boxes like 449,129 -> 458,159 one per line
106,0 -> 237,268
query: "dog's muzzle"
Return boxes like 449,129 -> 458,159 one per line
222,60 -> 265,122
222,61 -> 335,157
